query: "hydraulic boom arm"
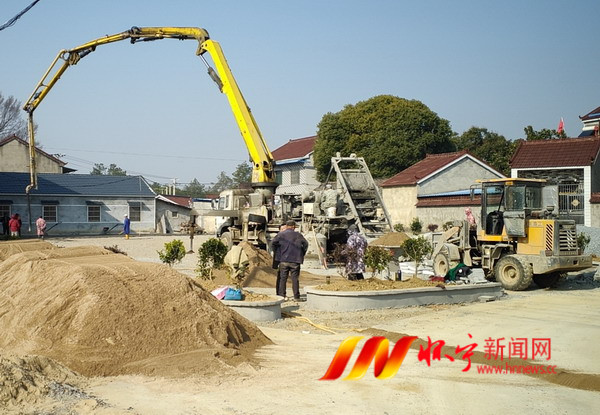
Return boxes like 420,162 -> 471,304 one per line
23,26 -> 275,195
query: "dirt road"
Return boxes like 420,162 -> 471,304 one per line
6,235 -> 600,414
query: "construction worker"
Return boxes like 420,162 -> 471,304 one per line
345,224 -> 367,280
8,214 -> 21,238
320,184 -> 339,217
36,216 -> 47,239
123,214 -> 131,239
271,220 -> 308,301
272,223 -> 288,295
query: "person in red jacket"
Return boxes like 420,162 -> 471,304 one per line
8,213 -> 21,237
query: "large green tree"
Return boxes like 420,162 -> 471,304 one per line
149,181 -> 163,194
209,171 -> 234,194
180,178 -> 207,198
90,163 -> 127,176
231,162 -> 252,187
523,125 -> 567,140
453,127 -> 518,176
313,95 -> 455,180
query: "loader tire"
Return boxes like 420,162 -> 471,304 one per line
494,255 -> 532,291
433,251 -> 456,277
220,232 -> 233,250
533,272 -> 561,288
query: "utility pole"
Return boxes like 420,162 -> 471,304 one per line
171,178 -> 178,195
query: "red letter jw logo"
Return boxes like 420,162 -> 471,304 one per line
319,336 -> 417,380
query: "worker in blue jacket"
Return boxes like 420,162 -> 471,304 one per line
123,214 -> 131,239
271,220 -> 308,301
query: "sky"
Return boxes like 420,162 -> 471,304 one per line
1,0 -> 599,187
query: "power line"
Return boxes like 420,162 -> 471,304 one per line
45,147 -> 248,162
60,154 -> 218,184
0,0 -> 42,31
60,154 -> 174,181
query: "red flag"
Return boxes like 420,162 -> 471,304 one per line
557,117 -> 564,134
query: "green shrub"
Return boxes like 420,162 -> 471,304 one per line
401,236 -> 432,275
442,221 -> 454,232
329,243 -> 361,278
577,232 -> 591,253
410,217 -> 423,234
157,239 -> 186,267
427,224 -> 439,232
196,238 -> 228,279
393,223 -> 405,232
364,246 -> 394,277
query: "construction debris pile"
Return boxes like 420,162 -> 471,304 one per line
0,354 -> 83,408
0,244 -> 271,378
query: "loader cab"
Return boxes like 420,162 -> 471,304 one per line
479,179 -> 544,237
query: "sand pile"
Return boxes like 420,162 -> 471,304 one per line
370,232 -> 410,247
0,246 -> 271,377
0,239 -> 55,261
210,242 -> 279,288
208,242 -> 330,289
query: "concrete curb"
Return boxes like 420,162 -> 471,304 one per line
222,295 -> 285,322
305,283 -> 504,311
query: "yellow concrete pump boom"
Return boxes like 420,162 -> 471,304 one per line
23,26 -> 276,196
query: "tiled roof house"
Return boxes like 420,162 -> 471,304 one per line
380,150 -> 504,226
155,194 -> 193,234
510,136 -> 600,226
0,135 -> 74,173
271,136 -> 320,195
0,172 -> 156,235
579,106 -> 600,137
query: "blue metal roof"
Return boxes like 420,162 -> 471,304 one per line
579,130 -> 596,137
274,158 -> 306,166
420,188 -> 482,198
0,172 -> 155,197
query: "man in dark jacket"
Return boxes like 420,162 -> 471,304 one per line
271,220 -> 308,300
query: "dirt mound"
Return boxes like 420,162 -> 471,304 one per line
207,243 -> 331,289
208,242 -> 279,288
0,246 -> 271,377
370,232 -> 410,247
0,354 -> 81,408
316,276 -> 439,291
0,239 -> 55,260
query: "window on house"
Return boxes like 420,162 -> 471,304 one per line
172,210 -> 178,218
290,169 -> 300,184
129,204 -> 141,222
43,205 -> 57,222
88,205 -> 101,222
0,205 -> 10,220
275,171 -> 283,185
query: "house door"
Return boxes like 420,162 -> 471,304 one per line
558,182 -> 584,224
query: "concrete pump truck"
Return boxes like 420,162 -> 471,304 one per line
22,26 -> 278,235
